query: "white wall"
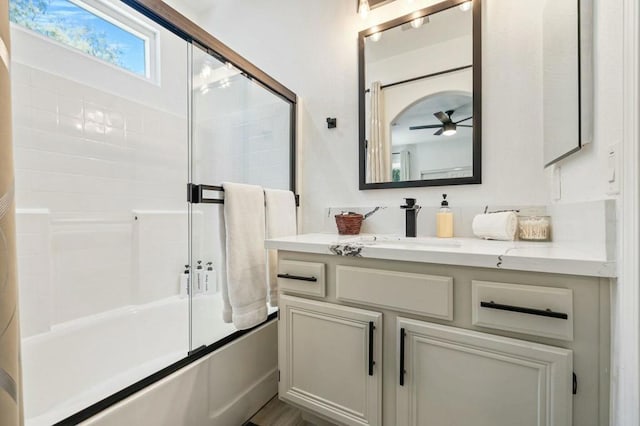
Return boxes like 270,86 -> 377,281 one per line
10,2 -> 190,334
545,0 -> 622,205
164,0 -> 550,233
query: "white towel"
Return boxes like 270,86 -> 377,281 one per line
265,189 -> 297,307
223,182 -> 267,330
472,212 -> 518,241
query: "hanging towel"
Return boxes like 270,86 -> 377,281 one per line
265,189 -> 297,307
222,182 -> 267,330
472,211 -> 519,241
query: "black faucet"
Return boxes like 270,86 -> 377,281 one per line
400,198 -> 421,238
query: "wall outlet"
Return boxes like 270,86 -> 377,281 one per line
606,143 -> 621,195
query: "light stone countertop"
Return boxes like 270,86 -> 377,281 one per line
265,233 -> 616,278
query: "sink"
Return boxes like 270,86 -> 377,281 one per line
341,235 -> 462,248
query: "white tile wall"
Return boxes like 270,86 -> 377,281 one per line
132,210 -> 195,305
15,209 -> 52,337
11,57 -> 189,332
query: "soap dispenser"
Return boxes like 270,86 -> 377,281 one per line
179,265 -> 190,298
204,261 -> 218,294
195,260 -> 204,294
436,194 -> 453,238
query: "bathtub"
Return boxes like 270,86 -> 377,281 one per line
22,294 -> 240,426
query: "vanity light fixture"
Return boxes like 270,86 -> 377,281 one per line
442,122 -> 457,136
358,0 -> 370,19
370,31 -> 382,42
410,17 -> 425,29
459,1 -> 472,12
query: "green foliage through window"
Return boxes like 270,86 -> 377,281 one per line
10,0 -> 147,75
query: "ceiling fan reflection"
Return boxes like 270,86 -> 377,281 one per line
409,110 -> 473,136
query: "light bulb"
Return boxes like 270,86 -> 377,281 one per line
459,1 -> 472,12
370,32 -> 382,42
410,17 -> 425,29
358,0 -> 370,19
442,123 -> 457,136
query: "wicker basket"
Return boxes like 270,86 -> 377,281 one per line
335,213 -> 364,235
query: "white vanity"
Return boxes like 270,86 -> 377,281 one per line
266,234 -> 614,426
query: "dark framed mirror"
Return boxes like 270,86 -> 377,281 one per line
358,0 -> 481,189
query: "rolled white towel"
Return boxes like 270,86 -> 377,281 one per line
472,212 -> 518,241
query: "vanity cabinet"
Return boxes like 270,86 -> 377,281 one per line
278,295 -> 383,426
396,318 -> 573,426
275,251 -> 610,426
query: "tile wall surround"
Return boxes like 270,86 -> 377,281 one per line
12,60 -> 189,337
12,48 -> 294,339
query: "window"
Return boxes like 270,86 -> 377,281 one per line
9,0 -> 157,78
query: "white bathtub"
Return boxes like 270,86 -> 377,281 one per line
22,294 -> 240,426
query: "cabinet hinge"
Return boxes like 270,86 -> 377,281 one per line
278,370 -> 281,382
573,372 -> 577,395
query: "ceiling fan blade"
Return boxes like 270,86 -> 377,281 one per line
434,128 -> 444,136
454,116 -> 472,124
409,125 -> 443,130
433,111 -> 450,124
458,125 -> 473,128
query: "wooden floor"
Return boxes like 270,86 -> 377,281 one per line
245,396 -> 307,426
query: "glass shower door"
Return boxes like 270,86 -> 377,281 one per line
189,44 -> 293,350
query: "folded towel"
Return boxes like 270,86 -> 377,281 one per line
472,212 -> 518,241
223,182 -> 267,330
265,189 -> 297,307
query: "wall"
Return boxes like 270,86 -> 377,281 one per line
10,0 -> 189,335
544,0 -> 622,205
164,0 -> 550,234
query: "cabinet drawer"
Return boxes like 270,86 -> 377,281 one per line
278,260 -> 325,297
336,265 -> 453,320
472,280 -> 574,341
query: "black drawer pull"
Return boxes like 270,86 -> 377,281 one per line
368,322 -> 375,376
480,301 -> 568,319
399,328 -> 406,386
276,273 -> 317,282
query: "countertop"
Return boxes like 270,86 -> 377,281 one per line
265,233 -> 616,278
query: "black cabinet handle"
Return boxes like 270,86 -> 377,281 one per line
480,301 -> 568,319
276,273 -> 317,282
368,322 -> 375,376
399,327 -> 406,386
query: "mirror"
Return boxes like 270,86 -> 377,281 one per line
543,0 -> 593,166
359,0 -> 481,189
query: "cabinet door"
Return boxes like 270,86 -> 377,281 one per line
279,295 -> 382,426
396,318 -> 573,426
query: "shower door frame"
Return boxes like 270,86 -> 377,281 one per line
54,1 -> 297,424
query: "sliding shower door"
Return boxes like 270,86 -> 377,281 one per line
189,44 -> 294,350
11,1 -> 192,422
